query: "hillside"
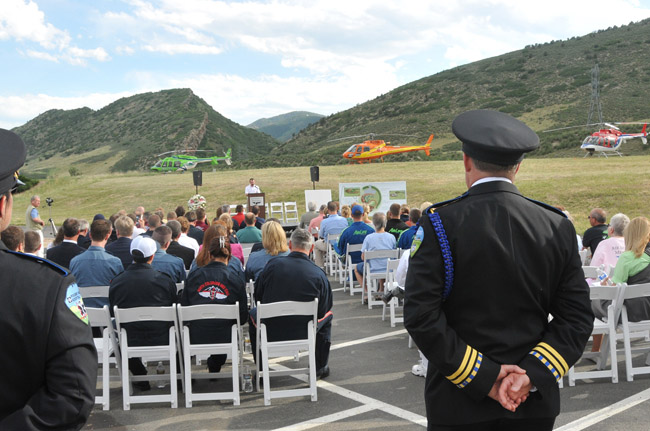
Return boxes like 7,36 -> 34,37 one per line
247,111 -> 324,142
269,18 -> 650,166
13,89 -> 279,176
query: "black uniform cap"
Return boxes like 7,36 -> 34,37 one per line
452,110 -> 539,166
0,129 -> 26,194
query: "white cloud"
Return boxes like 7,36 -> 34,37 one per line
23,49 -> 59,62
142,43 -> 222,55
0,91 -> 135,129
1,0 -> 112,65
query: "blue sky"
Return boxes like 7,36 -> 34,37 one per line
2,0 -> 650,129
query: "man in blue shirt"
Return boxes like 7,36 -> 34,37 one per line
314,201 -> 349,268
70,219 -> 124,308
397,208 -> 421,250
335,204 -> 374,264
151,225 -> 186,283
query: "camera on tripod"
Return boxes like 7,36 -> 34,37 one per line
45,197 -> 54,206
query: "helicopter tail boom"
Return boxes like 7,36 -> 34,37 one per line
424,134 -> 433,156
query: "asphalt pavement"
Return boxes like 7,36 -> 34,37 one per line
84,274 -> 650,431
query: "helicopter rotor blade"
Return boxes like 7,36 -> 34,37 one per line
542,122 -> 609,133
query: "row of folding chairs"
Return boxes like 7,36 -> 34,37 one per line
269,202 -> 300,224
86,299 -> 319,410
568,281 -> 650,386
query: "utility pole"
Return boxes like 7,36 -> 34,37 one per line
587,63 -> 604,126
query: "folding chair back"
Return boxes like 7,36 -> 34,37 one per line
242,245 -> 254,267
582,266 -> 599,279
87,305 -> 120,410
80,285 -> 110,298
620,282 -> 650,381
382,258 -> 402,327
345,243 -> 363,295
113,305 -> 182,410
579,249 -> 589,265
270,202 -> 284,222
362,249 -> 399,309
326,233 -> 341,278
568,284 -> 625,385
255,299 -> 318,405
284,202 -> 299,223
177,303 -> 242,407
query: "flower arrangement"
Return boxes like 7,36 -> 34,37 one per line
188,194 -> 207,210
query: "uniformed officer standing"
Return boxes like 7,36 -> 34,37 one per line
0,129 -> 97,430
404,110 -> 593,431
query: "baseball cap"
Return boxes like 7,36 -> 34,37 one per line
351,205 -> 364,216
130,235 -> 157,258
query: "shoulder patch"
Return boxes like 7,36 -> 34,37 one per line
65,283 -> 89,325
3,250 -> 69,276
410,226 -> 425,257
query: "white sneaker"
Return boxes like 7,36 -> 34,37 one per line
411,363 -> 427,377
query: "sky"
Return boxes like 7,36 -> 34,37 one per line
2,0 -> 650,130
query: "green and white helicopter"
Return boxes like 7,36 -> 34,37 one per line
151,149 -> 232,172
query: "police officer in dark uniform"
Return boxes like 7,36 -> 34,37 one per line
404,110 -> 593,431
0,129 -> 97,430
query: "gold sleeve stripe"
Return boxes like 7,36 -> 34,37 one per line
534,345 -> 567,376
537,342 -> 569,374
446,345 -> 473,381
457,353 -> 483,388
530,351 -> 561,382
450,348 -> 477,385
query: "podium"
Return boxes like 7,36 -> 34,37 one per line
247,193 -> 266,219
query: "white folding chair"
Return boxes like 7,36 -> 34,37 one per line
246,279 -> 255,308
579,249 -> 589,265
177,303 -> 242,407
582,266 -> 599,279
343,244 -> 363,295
620,282 -> 650,381
568,284 -> 625,385
284,202 -> 299,223
242,245 -> 254,267
87,305 -> 121,410
255,299 -> 318,406
80,285 -> 110,298
270,202 -> 284,222
382,259 -> 402,327
229,206 -> 239,216
113,305 -> 183,410
361,249 -> 399,309
325,233 -> 341,278
175,282 -> 184,293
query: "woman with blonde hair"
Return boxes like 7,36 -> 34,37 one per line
601,216 -> 650,322
218,213 -> 238,244
361,203 -> 372,226
341,204 -> 353,226
181,230 -> 247,373
245,220 -> 290,281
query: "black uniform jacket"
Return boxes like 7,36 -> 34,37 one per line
0,240 -> 97,430
168,240 -> 195,270
109,263 -> 177,346
404,180 -> 593,425
181,260 -> 248,344
255,251 -> 333,341
46,240 -> 86,269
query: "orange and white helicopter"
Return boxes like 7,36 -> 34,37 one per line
545,122 -> 647,157
334,133 -> 433,164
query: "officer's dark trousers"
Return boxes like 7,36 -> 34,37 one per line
429,417 -> 555,431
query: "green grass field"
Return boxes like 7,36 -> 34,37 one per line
11,155 -> 650,234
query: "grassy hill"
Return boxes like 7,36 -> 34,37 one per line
13,89 -> 279,176
270,18 -> 650,166
247,111 -> 324,142
10,156 -> 650,236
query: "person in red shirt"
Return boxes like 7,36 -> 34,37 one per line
231,204 -> 245,231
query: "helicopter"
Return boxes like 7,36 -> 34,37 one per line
151,149 -> 232,172
545,122 -> 648,157
332,133 -> 433,164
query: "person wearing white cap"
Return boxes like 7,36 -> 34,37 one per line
109,235 -> 177,390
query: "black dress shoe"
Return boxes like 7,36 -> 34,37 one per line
317,366 -> 330,380
133,381 -> 151,391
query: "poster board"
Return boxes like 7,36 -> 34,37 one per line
304,189 -> 332,212
247,193 -> 266,218
338,181 -> 407,214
